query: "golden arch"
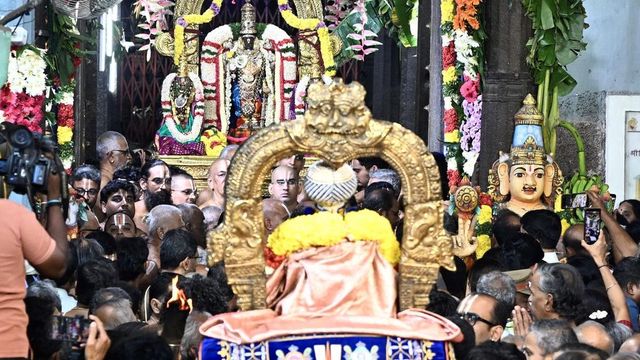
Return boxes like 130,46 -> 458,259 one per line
207,80 -> 455,311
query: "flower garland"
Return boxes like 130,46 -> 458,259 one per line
55,84 -> 76,172
173,0 -> 224,66
267,209 -> 401,265
134,0 -> 175,61
160,72 -> 206,143
474,192 -> 493,258
276,0 -> 336,77
441,0 -> 484,190
0,48 -> 47,134
324,0 -> 351,31
200,128 -> 227,157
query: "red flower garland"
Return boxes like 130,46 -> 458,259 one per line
442,41 -> 456,68
56,103 -> 75,128
444,109 -> 458,133
447,169 -> 462,191
460,75 -> 480,102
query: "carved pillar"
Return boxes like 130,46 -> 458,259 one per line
478,0 -> 536,187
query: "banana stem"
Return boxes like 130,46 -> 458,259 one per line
558,120 -> 587,177
543,69 -> 551,121
548,87 -> 559,156
537,82 -> 544,113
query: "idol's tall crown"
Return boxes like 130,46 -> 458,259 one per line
510,94 -> 548,165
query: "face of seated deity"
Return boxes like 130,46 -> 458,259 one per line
509,164 -> 545,204
171,76 -> 195,124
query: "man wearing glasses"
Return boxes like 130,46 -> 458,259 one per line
171,170 -> 197,205
457,292 -> 511,344
95,131 -> 132,222
268,165 -> 300,215
66,165 -> 101,236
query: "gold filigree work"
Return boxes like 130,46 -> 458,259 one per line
208,80 -> 454,311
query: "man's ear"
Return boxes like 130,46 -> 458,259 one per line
490,325 -> 504,342
268,184 -> 274,196
101,202 -> 107,214
150,298 -> 162,315
157,226 -> 166,240
264,217 -> 273,232
180,257 -> 190,272
140,178 -> 148,191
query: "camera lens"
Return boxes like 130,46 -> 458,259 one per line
11,128 -> 33,149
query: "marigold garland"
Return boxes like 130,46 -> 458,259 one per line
267,209 -> 400,266
276,0 -> 336,77
173,0 -> 223,65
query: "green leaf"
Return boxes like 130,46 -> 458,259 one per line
540,29 -> 555,45
540,0 -> 556,30
555,35 -> 578,65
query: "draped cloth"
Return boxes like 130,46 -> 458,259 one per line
200,241 -> 462,344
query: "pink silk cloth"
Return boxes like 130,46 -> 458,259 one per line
200,241 -> 462,343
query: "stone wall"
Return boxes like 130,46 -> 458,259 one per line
556,92 -> 606,178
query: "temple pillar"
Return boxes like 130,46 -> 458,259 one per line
478,0 -> 536,187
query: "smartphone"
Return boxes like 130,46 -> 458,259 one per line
584,208 -> 601,245
51,315 -> 91,344
561,193 -> 591,209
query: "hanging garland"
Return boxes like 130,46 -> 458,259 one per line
441,0 -> 485,190
160,72 -> 206,143
55,84 -> 76,173
173,0 -> 224,65
276,0 -> 336,77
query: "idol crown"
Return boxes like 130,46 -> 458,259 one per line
305,79 -> 371,135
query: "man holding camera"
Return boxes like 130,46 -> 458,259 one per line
0,162 -> 68,358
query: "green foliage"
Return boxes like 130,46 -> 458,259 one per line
522,0 -> 588,96
47,6 -> 98,85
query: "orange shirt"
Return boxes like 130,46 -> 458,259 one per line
0,200 -> 56,358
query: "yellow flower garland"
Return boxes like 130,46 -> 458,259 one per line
267,209 -> 400,265
441,0 -> 455,24
442,66 -> 457,84
276,0 -> 336,77
57,126 -> 73,143
444,130 -> 460,143
476,234 -> 491,258
173,0 -> 222,65
477,205 -> 492,224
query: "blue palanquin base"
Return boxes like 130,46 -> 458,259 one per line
201,335 -> 455,360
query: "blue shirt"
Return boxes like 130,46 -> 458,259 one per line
626,296 -> 639,332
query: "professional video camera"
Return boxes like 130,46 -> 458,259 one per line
0,122 -> 64,195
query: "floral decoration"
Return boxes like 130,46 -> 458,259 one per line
173,0 -> 224,66
346,0 -> 382,60
0,48 -> 47,134
134,0 -> 175,61
267,209 -> 400,266
276,0 -> 336,76
200,128 -> 227,157
160,72 -> 205,143
55,84 -> 76,172
475,196 -> 493,258
441,0 -> 485,190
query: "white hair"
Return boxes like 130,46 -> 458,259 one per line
146,205 -> 182,237
96,131 -> 126,161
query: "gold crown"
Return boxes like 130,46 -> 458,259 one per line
304,79 -> 371,135
514,94 -> 544,126
510,136 -> 547,165
240,2 -> 257,35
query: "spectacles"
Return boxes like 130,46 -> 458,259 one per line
73,187 -> 98,197
457,312 -> 496,327
150,177 -> 172,186
172,188 -> 196,196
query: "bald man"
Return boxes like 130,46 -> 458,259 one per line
198,159 -> 230,210
263,199 -> 289,235
575,321 -> 614,355
268,165 -> 299,214
95,131 -> 132,221
197,146 -> 238,207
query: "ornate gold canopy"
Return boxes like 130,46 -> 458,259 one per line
207,80 -> 454,311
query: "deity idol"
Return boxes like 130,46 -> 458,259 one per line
155,61 -> 206,155
488,94 -> 563,216
200,2 -> 297,141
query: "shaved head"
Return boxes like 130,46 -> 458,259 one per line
97,131 -> 127,161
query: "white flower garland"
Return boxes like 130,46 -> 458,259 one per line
160,72 -> 205,143
294,75 -> 310,120
8,48 -> 47,96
